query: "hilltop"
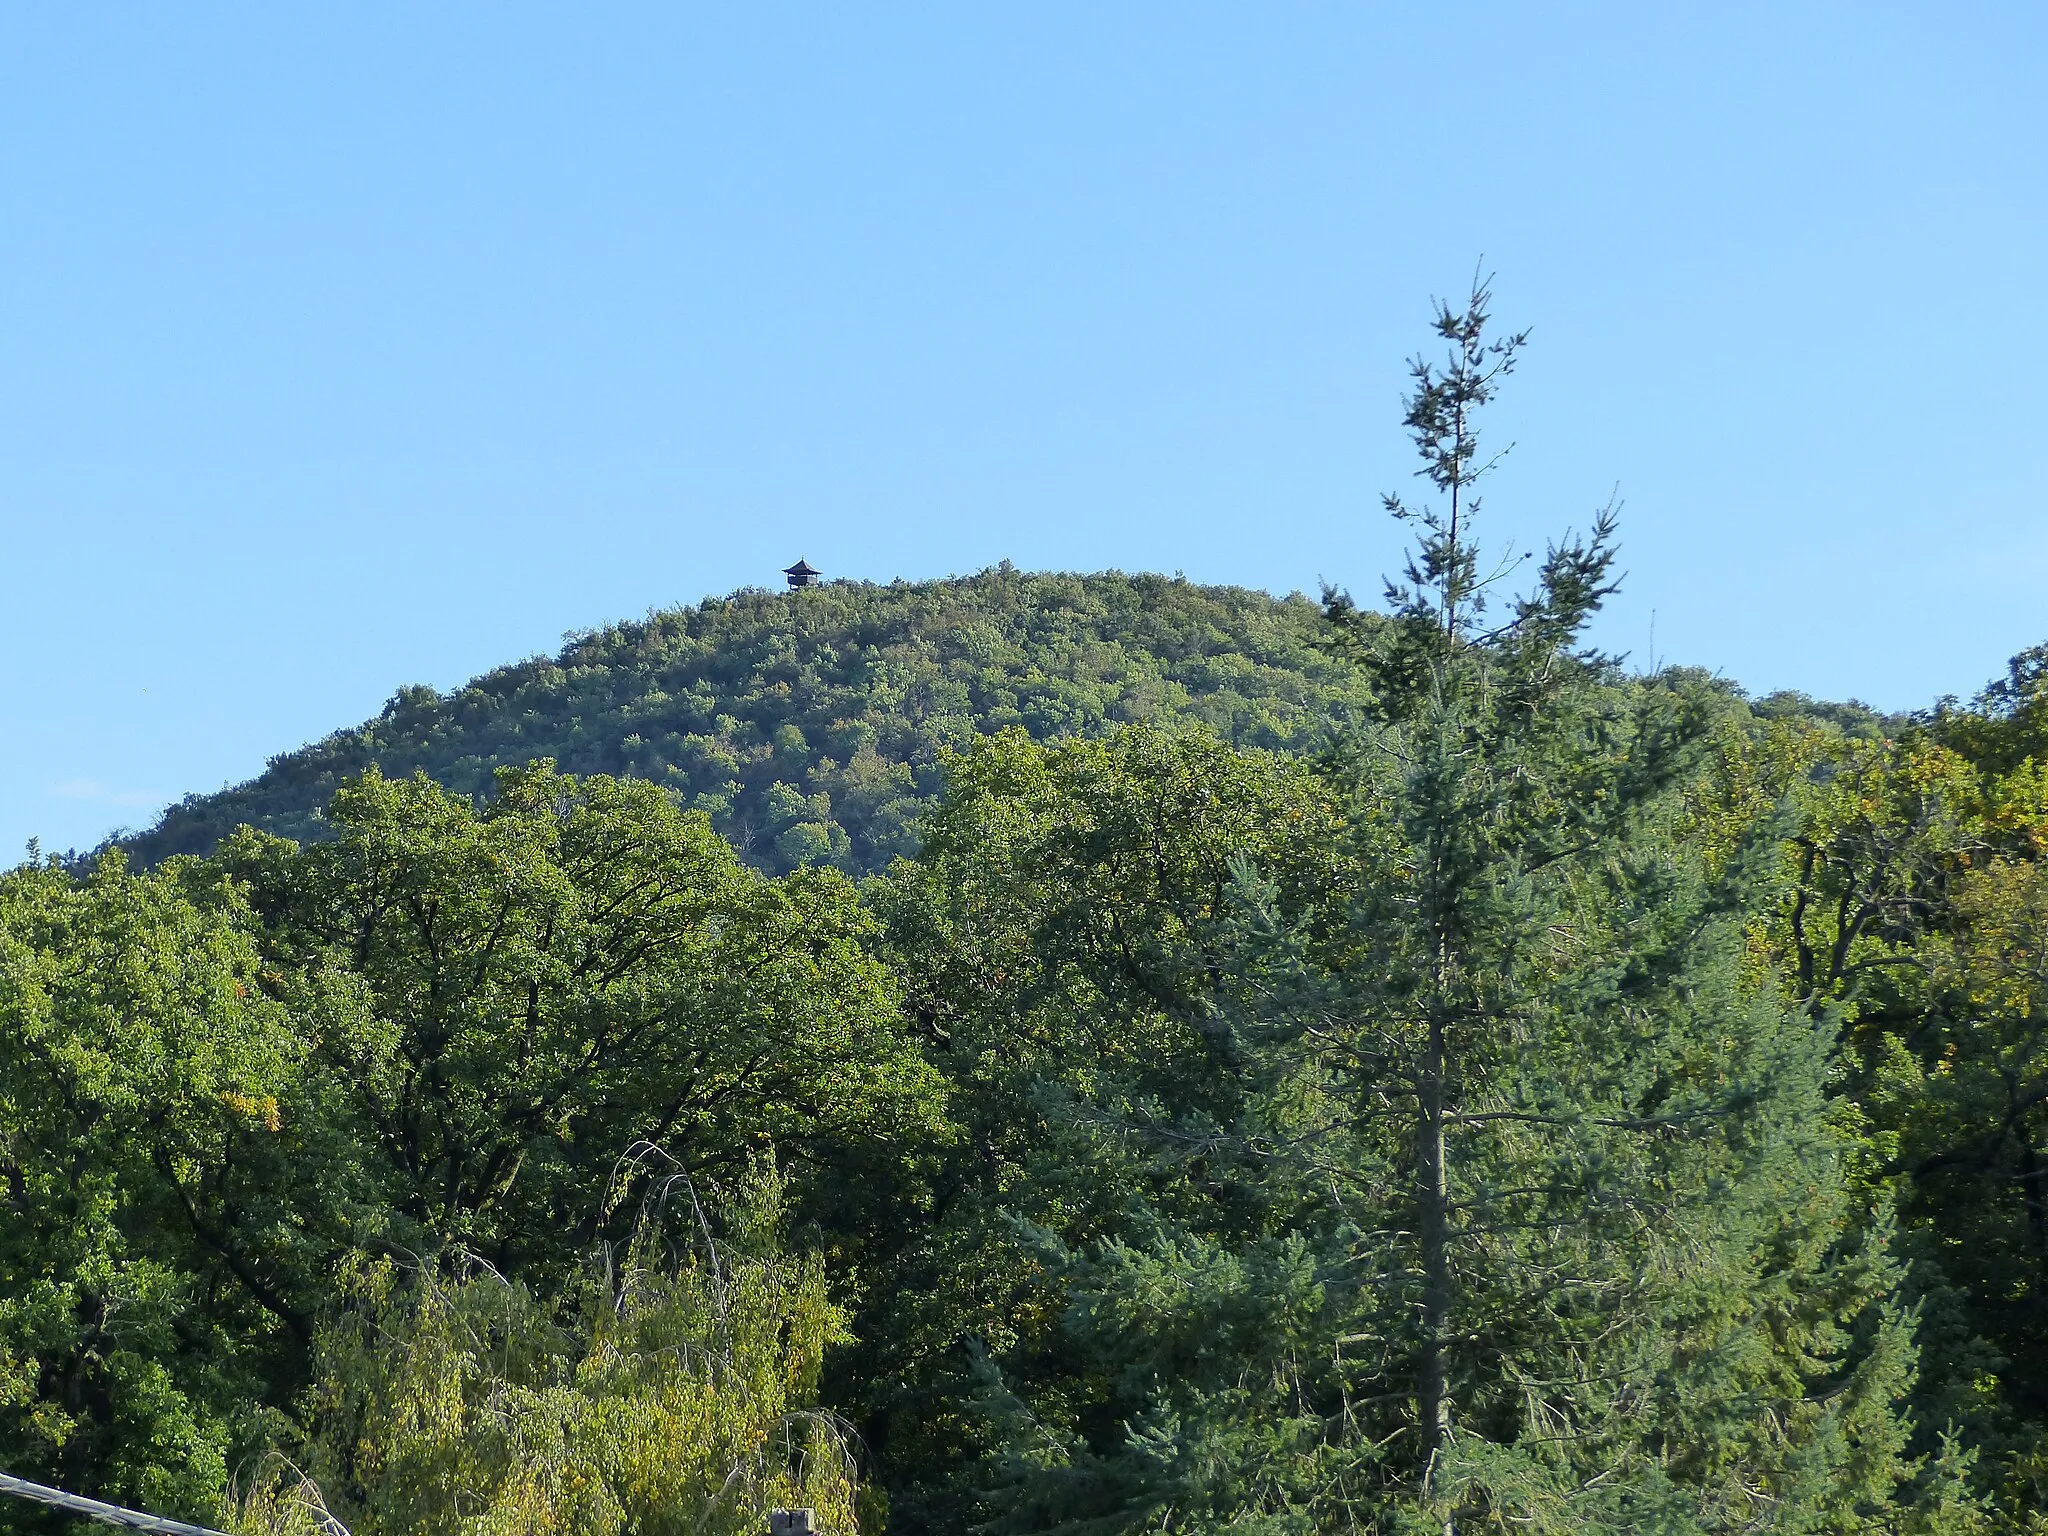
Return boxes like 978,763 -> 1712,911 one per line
128,567 -> 1379,874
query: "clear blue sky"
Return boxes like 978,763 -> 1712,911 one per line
4,3 -> 2043,858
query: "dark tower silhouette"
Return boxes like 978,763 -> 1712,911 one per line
783,560 -> 821,589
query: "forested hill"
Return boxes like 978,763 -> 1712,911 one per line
127,567 -> 1378,873
32,288 -> 2041,1535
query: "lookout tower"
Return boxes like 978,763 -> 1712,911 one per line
783,560 -> 821,589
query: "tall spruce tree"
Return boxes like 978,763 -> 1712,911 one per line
965,281 -> 1949,1533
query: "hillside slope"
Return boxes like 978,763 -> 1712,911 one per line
129,568 -> 1377,875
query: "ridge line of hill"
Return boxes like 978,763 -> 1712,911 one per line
123,564 -> 1902,876
126,567 -> 1381,875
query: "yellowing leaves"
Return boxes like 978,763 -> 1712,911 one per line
217,1090 -> 283,1133
233,1235 -> 860,1536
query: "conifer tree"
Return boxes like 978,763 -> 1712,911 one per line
967,280 -> 1946,1534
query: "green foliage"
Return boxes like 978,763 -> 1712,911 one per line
22,285 -> 2048,1536
1,763 -> 941,1533
867,700 -> 1934,1533
849,723 -> 1356,1533
125,569 -> 1377,877
0,852 -> 308,1524
212,762 -> 948,1276
1721,671 -> 2048,1515
852,283 -> 1941,1535
230,1211 -> 860,1536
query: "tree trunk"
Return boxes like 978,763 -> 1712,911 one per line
1418,1006 -> 1454,1536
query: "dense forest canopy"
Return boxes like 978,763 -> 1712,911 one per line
123,570 -> 1385,878
8,288 -> 2048,1534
